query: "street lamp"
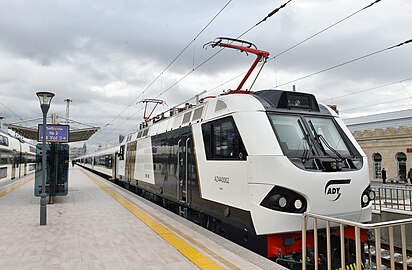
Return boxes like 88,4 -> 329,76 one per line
36,91 -> 54,225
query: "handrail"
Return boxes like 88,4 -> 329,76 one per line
304,212 -> 412,229
302,212 -> 412,270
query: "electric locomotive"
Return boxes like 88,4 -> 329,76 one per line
77,38 -> 373,268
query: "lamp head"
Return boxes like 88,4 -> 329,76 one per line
36,92 -> 55,106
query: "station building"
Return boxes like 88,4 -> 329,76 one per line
344,109 -> 412,182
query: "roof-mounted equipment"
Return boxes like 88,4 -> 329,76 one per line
138,99 -> 167,122
203,37 -> 270,94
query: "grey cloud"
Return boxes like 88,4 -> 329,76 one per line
0,0 -> 411,147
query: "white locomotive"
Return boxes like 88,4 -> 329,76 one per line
76,38 -> 374,268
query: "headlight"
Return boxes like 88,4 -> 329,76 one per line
369,190 -> 376,200
362,194 -> 369,204
278,196 -> 288,208
361,185 -> 374,208
261,186 -> 307,213
294,199 -> 303,210
268,194 -> 288,208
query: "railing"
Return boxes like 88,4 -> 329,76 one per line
302,212 -> 412,270
372,186 -> 412,212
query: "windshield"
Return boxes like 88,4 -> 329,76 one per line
268,114 -> 310,157
268,113 -> 352,159
306,116 -> 351,157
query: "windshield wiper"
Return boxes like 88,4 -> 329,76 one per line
308,120 -> 343,159
308,120 -> 327,154
297,119 -> 313,161
318,134 -> 343,159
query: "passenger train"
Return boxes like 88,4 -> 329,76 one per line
76,38 -> 374,268
0,131 -> 36,183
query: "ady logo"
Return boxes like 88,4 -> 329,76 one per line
324,179 -> 351,201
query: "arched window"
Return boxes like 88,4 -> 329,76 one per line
396,152 -> 407,181
373,153 -> 382,178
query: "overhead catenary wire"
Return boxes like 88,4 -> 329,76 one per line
340,96 -> 412,113
201,0 -> 384,96
90,0 -> 233,143
270,0 -> 382,60
320,76 -> 412,102
94,1 -> 293,144
152,0 -> 294,99
0,101 -> 24,121
275,38 -> 412,88
237,0 -> 292,38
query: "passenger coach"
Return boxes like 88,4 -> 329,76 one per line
0,131 -> 36,182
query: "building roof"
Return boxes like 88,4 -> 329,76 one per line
343,109 -> 412,132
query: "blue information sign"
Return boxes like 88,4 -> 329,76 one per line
38,124 -> 69,142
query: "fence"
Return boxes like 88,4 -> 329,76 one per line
372,186 -> 412,212
302,212 -> 412,270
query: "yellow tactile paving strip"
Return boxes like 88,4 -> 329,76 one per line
83,170 -> 225,270
0,176 -> 34,197
149,213 -> 241,270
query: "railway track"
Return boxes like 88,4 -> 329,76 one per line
365,242 -> 412,270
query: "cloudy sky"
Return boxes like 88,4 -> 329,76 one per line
0,0 -> 411,150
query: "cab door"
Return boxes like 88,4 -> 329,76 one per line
177,136 -> 192,204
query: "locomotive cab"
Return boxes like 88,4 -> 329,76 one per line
254,90 -> 364,173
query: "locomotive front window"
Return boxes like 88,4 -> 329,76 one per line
268,113 -> 360,167
305,116 -> 351,157
268,114 -> 310,157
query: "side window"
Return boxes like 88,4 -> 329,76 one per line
182,112 -> 192,124
192,107 -> 203,121
142,129 -> 149,137
202,116 -> 247,160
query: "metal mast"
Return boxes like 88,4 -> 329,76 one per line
64,99 -> 72,124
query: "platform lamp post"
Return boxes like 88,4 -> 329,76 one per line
36,91 -> 54,226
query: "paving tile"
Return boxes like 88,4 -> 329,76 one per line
0,168 -> 286,270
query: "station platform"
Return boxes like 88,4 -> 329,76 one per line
0,167 -> 285,270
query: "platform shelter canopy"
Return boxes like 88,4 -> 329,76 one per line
6,115 -> 99,143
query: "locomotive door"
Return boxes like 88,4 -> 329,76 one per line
177,137 -> 191,204
11,150 -> 17,179
112,152 -> 117,180
125,142 -> 137,184
24,152 -> 28,176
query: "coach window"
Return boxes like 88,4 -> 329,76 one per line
0,152 -> 7,164
0,135 -> 7,146
202,116 -> 247,160
373,153 -> 382,178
